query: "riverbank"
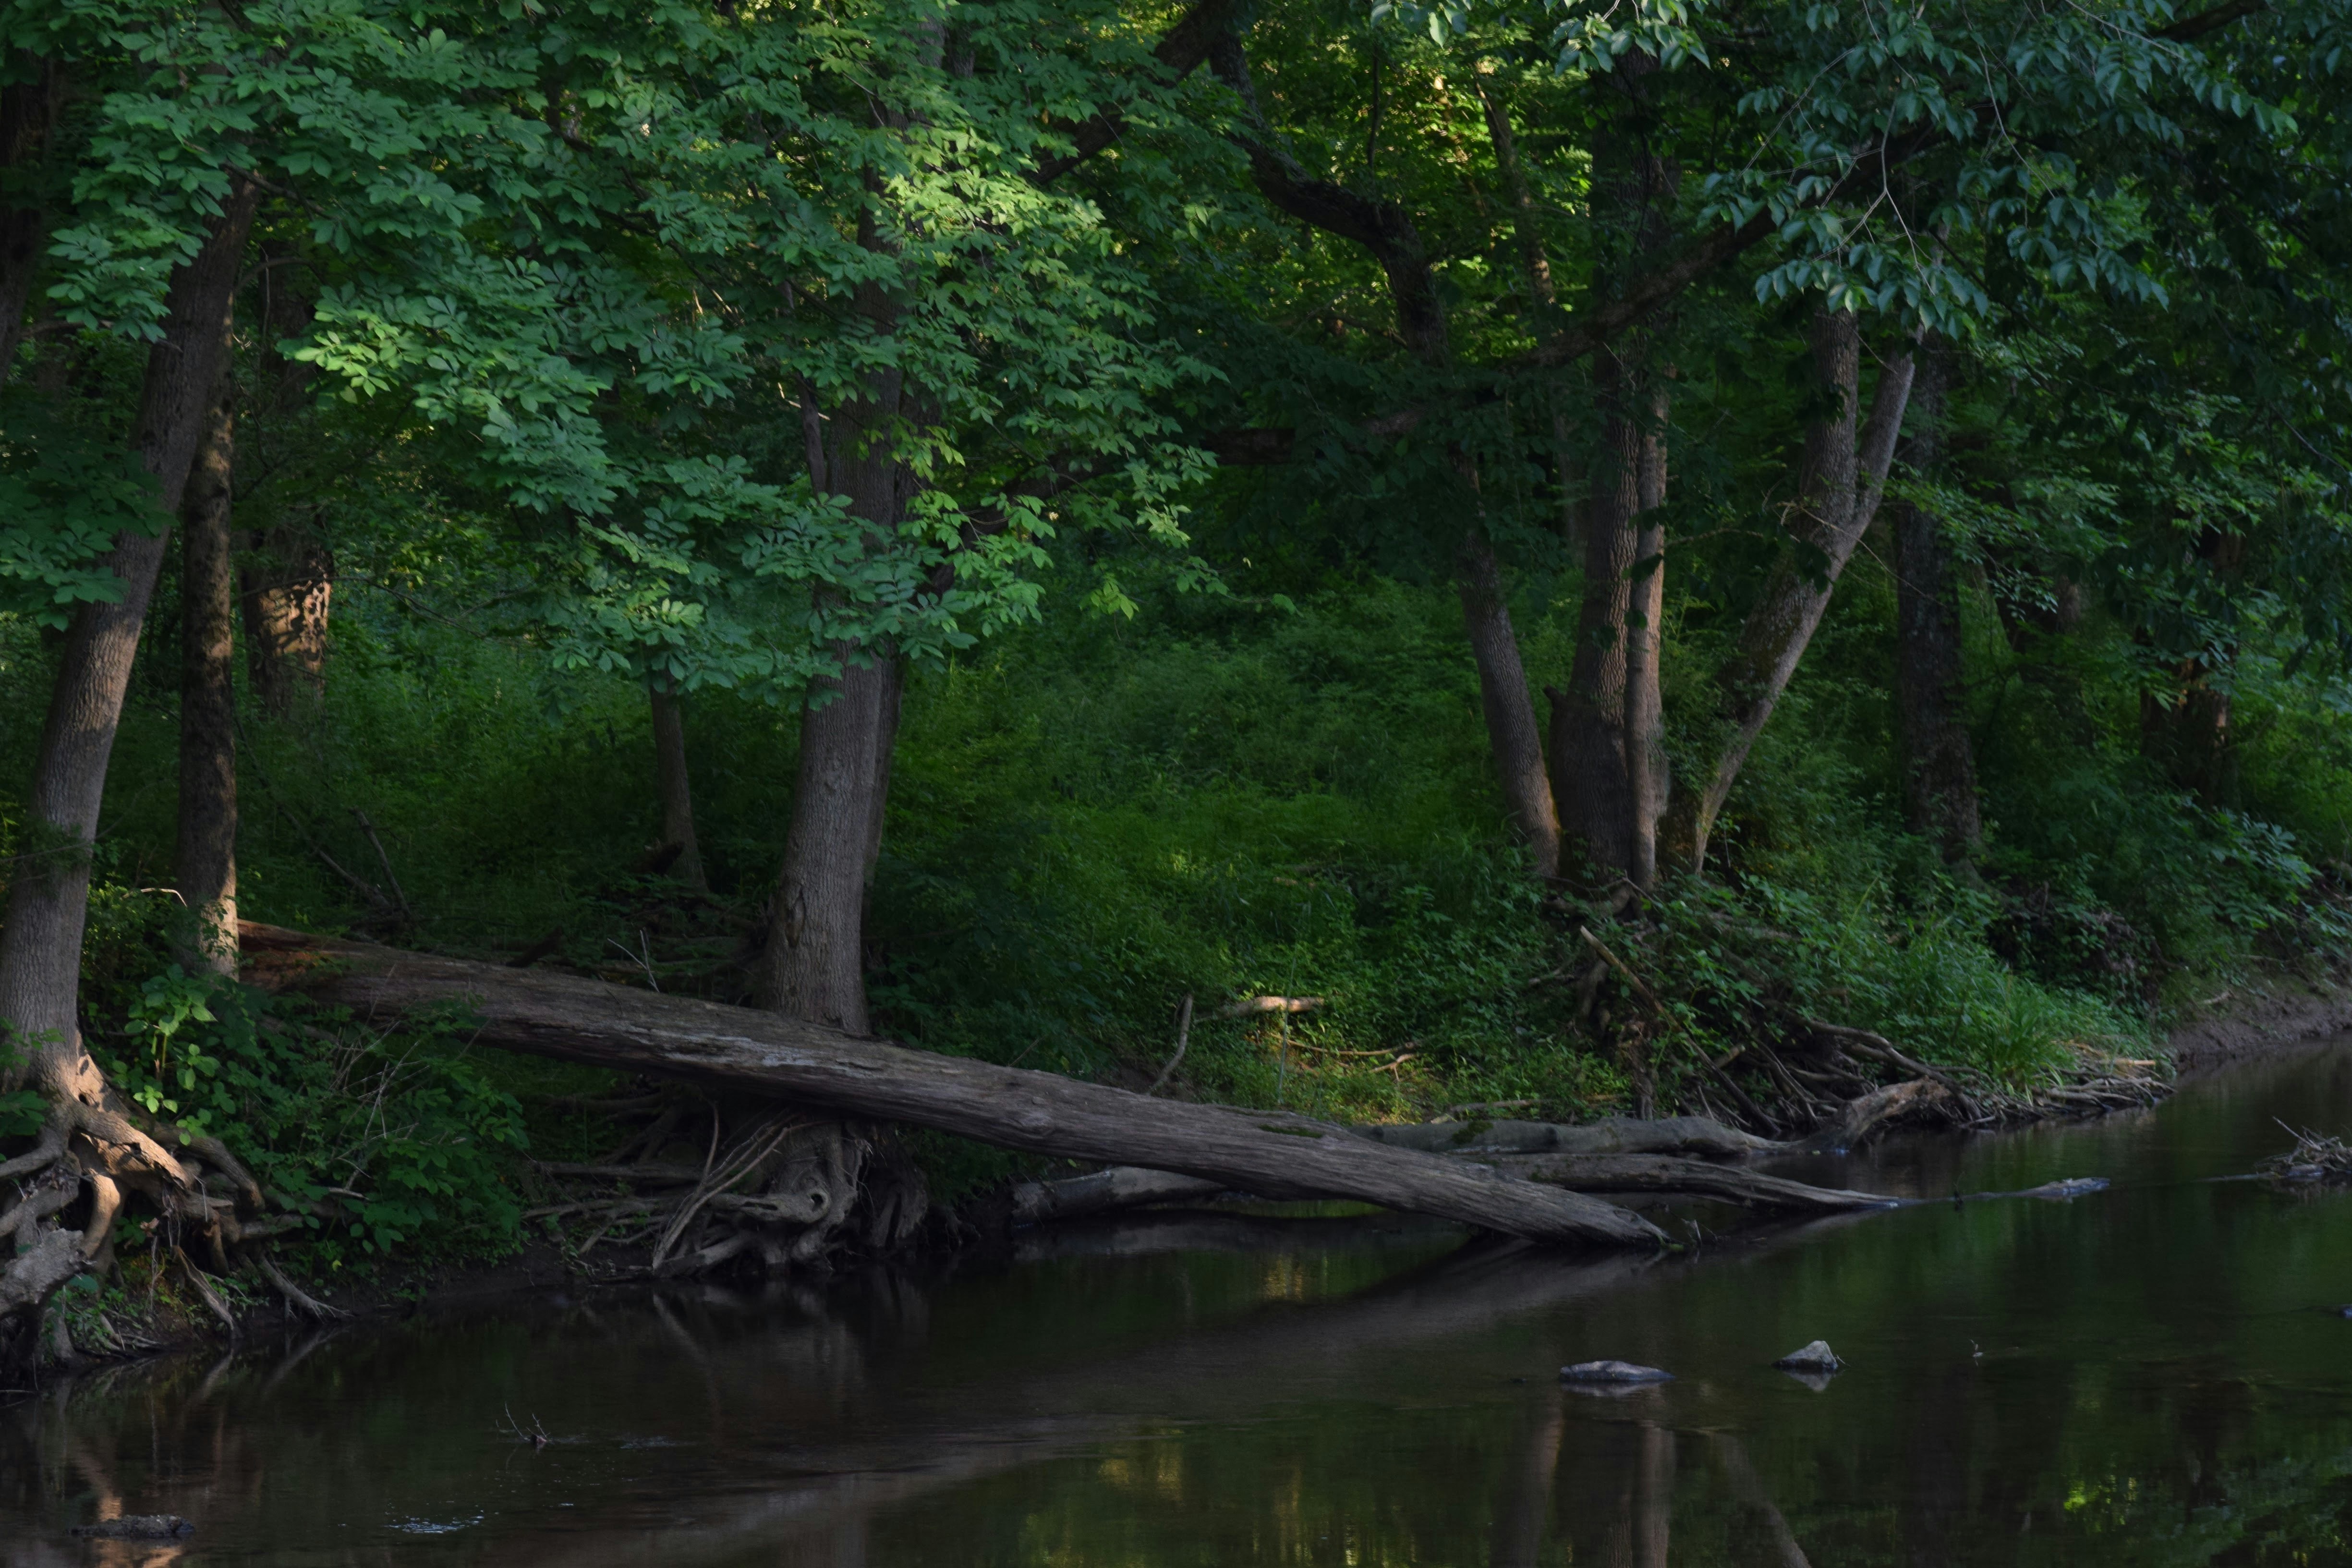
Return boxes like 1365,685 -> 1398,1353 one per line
19,1036 -> 2352,1565
13,968 -> 2345,1388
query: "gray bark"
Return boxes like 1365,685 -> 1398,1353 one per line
0,178 -> 259,1110
175,382 -> 240,975
1661,312 -> 1915,875
242,923 -> 1667,1248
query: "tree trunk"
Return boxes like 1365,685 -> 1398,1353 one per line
647,682 -> 708,892
1552,61 -> 1676,896
240,923 -> 1668,1248
175,382 -> 240,975
765,653 -> 897,1033
2142,676 -> 2235,804
1623,384 -> 1670,890
1459,523 -> 1562,877
240,517 -> 332,718
1213,35 -> 1558,877
0,177 -> 258,1118
1659,313 -> 1915,875
762,289 -> 909,1033
1891,345 -> 1981,858
1553,353 -> 1645,890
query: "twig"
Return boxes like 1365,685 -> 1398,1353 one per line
349,810 -> 412,919
1146,993 -> 1194,1096
1577,928 -> 1668,1015
176,1250 -> 238,1338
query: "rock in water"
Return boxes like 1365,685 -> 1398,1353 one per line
1560,1360 -> 1674,1384
1774,1340 -> 1843,1373
73,1516 -> 195,1540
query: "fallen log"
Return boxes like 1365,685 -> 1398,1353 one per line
237,924 -> 1665,1249
1492,1154 -> 1900,1214
1010,1166 -> 1230,1224
1351,1115 -> 1786,1159
1805,1078 -> 1950,1153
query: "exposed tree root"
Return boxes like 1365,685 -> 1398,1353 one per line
521,1089 -> 934,1279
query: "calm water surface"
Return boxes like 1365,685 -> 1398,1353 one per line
12,1042 -> 2352,1565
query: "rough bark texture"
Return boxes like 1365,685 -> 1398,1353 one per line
1660,314 -> 1915,875
1212,34 -> 1559,875
1552,65 -> 1676,895
0,60 -> 60,386
175,383 -> 241,975
766,652 -> 897,1033
1555,359 -> 1645,887
240,923 -> 1667,1248
1891,344 -> 1981,858
0,178 -> 258,1106
647,683 -> 708,892
1350,1114 -> 1783,1158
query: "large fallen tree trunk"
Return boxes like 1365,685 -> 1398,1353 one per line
238,924 -> 1664,1249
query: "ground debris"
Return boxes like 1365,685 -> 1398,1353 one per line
2258,1124 -> 2352,1186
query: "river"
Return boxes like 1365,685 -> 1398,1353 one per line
9,1040 -> 2352,1565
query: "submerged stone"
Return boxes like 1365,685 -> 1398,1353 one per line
1774,1340 -> 1843,1373
1560,1360 -> 1674,1385
73,1516 -> 194,1540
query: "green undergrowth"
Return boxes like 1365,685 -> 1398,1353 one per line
2,544 -> 2349,1257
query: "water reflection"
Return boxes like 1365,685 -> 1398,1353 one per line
9,1041 -> 2352,1565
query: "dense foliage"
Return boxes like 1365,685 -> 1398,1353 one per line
4,0 -> 2352,1266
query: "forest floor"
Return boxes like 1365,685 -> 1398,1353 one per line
20,963 -> 2352,1385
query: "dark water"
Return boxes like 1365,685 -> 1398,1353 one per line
12,1043 -> 2352,1566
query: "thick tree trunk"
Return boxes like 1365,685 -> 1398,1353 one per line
0,178 -> 258,1118
1553,61 -> 1676,896
763,290 -> 909,1033
1891,345 -> 1981,858
647,682 -> 708,892
1554,356 -> 1645,889
1459,523 -> 1562,877
1660,313 -> 1915,875
240,923 -> 1667,1248
765,653 -> 896,1032
175,383 -> 240,975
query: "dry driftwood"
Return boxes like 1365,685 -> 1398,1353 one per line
238,924 -> 1665,1249
1009,1166 -> 1230,1224
1493,1154 -> 1899,1214
1805,1078 -> 1950,1152
1352,1114 -> 1786,1159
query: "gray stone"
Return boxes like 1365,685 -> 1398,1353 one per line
1560,1360 -> 1674,1384
1773,1340 -> 1843,1374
